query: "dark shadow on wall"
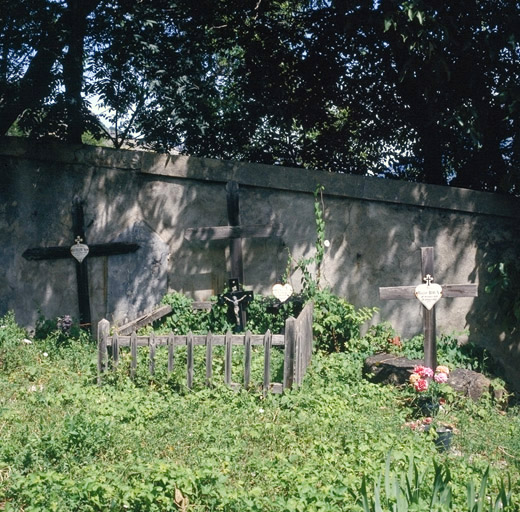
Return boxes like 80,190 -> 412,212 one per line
465,217 -> 520,390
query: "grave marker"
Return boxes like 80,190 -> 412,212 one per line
23,197 -> 139,327
184,181 -> 283,284
379,247 -> 478,370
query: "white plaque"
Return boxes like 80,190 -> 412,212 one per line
415,275 -> 442,310
70,237 -> 89,263
272,283 -> 293,303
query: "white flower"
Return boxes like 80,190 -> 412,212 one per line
324,240 -> 330,248
259,408 -> 265,414
22,338 -> 32,344
42,352 -> 48,357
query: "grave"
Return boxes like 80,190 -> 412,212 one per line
379,247 -> 478,370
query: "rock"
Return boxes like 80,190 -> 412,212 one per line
363,352 -> 497,401
448,368 -> 492,401
363,353 -> 423,386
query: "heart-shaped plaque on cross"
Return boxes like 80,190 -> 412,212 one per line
415,274 -> 442,310
70,236 -> 89,263
272,283 -> 293,303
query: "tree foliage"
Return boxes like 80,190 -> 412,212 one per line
1,0 -> 519,193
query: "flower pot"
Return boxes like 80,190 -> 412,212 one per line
434,426 -> 453,452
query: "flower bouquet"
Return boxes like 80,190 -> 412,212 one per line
409,365 -> 450,416
407,365 -> 455,450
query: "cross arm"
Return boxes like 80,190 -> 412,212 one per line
442,284 -> 478,297
379,283 -> 478,300
184,224 -> 283,242
379,286 -> 416,300
23,242 -> 140,261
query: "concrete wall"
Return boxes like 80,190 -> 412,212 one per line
1,136 -> 519,385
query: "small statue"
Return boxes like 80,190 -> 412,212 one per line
218,279 -> 254,332
223,294 -> 250,325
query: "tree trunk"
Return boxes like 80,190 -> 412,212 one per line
62,0 -> 90,144
421,126 -> 445,186
0,0 -> 101,136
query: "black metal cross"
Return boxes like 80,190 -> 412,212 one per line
379,247 -> 478,370
184,181 -> 283,285
22,197 -> 139,327
218,279 -> 254,332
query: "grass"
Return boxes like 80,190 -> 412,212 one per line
0,312 -> 519,511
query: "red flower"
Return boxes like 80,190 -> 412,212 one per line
413,378 -> 429,392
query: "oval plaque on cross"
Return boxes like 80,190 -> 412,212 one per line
414,274 -> 442,310
70,236 -> 89,263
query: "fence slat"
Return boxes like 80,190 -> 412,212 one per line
224,332 -> 232,386
112,332 -> 119,368
206,331 -> 213,386
283,317 -> 296,390
130,331 -> 137,379
149,334 -> 156,375
263,329 -> 272,395
187,333 -> 194,389
244,330 -> 252,389
97,319 -> 110,385
168,334 -> 174,373
300,302 -> 314,381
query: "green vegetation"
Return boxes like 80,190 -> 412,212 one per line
2,2 -> 519,193
1,309 -> 519,511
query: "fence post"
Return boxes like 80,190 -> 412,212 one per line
97,319 -> 110,385
283,317 -> 296,390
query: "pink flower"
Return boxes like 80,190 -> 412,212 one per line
434,372 -> 448,383
423,417 -> 433,425
413,378 -> 429,392
413,365 -> 434,378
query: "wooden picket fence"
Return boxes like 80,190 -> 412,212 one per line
97,302 -> 313,393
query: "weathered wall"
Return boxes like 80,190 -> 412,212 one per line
1,137 -> 519,384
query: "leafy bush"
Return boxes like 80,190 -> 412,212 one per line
0,311 -> 32,371
34,312 -> 90,347
157,292 -> 233,334
313,289 -> 376,353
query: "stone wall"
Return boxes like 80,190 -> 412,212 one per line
1,136 -> 519,386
